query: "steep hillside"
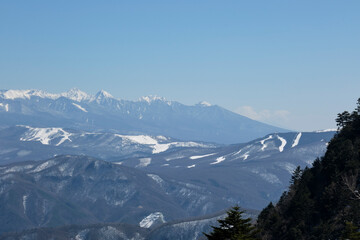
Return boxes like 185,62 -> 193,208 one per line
257,99 -> 360,239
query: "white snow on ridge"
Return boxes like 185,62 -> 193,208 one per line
152,144 -> 171,154
4,164 -> 34,174
277,135 -> 287,152
117,134 -> 209,154
291,132 -> 302,148
156,136 -> 168,141
1,88 -> 91,102
23,195 -> 28,214
315,129 -> 337,133
136,158 -> 151,168
199,101 -> 212,107
139,95 -> 167,103
1,89 -> 59,100
210,156 -> 225,165
190,153 -> 216,160
139,212 -> 165,228
20,127 -> 72,146
63,88 -> 91,102
72,103 -> 88,112
241,152 -> 250,160
118,135 -> 158,145
259,135 -> 273,151
30,160 -> 57,173
147,174 -> 164,185
0,103 -> 9,112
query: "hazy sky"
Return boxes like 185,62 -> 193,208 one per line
1,1 -> 359,131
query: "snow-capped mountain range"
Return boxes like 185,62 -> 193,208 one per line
0,88 -> 288,144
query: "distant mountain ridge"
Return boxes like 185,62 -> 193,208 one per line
0,125 -> 216,165
0,124 -> 336,210
0,88 -> 288,144
0,155 -> 232,235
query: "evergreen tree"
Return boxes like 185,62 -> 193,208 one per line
204,206 -> 259,240
257,98 -> 360,239
342,222 -> 360,240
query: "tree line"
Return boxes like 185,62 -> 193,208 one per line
204,98 -> 360,240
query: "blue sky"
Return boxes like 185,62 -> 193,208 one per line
1,1 -> 359,131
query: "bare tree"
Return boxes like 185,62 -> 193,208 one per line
342,170 -> 360,200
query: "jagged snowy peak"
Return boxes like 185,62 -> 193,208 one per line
0,88 -> 103,102
62,88 -> 92,102
138,95 -> 168,104
93,89 -> 114,101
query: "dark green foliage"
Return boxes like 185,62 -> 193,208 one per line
257,98 -> 360,239
204,206 -> 258,240
342,221 -> 360,240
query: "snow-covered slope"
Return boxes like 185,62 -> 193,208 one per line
0,88 -> 288,144
0,126 -> 216,165
119,131 -> 336,209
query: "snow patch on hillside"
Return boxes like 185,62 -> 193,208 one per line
241,152 -> 250,160
277,162 -> 297,175
4,164 -> 34,174
251,169 -> 281,184
291,132 -> 302,148
117,134 -> 209,154
72,103 -> 88,112
190,153 -> 216,160
23,195 -> 28,214
0,103 -> 9,112
137,158 -> 151,168
260,135 -> 273,151
210,156 -> 225,165
75,229 -> 90,240
147,174 -> 164,185
139,212 -> 165,228
277,135 -> 287,152
30,160 -> 57,173
20,126 -> 72,146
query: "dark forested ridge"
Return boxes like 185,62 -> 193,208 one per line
257,99 -> 360,239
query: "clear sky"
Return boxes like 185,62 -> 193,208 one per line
1,1 -> 359,131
